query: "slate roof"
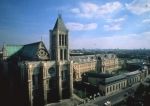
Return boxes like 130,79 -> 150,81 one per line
53,15 -> 68,31
83,72 -> 126,85
21,42 -> 42,60
101,74 -> 126,85
3,41 -> 50,61
124,70 -> 141,77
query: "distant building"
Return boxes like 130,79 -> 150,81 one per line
0,15 -> 73,106
82,65 -> 148,96
71,55 -> 97,80
71,54 -> 121,81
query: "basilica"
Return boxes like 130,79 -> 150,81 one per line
1,15 -> 147,106
0,15 -> 73,106
0,15 -> 125,106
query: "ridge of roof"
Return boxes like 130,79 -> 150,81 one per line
24,41 -> 42,46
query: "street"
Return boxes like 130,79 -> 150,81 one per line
80,82 -> 140,106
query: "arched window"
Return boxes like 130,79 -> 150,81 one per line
62,35 -> 64,46
59,34 -> 61,46
48,67 -> 56,77
61,70 -> 67,80
64,49 -> 67,60
60,49 -> 63,60
51,34 -> 55,47
65,34 -> 67,46
32,67 -> 41,90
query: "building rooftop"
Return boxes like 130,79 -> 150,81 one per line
124,70 -> 141,76
83,72 -> 126,85
83,72 -> 113,78
70,55 -> 96,63
2,41 -> 50,61
70,53 -> 117,63
3,44 -> 23,58
103,74 -> 126,85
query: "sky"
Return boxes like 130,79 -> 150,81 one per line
0,0 -> 150,49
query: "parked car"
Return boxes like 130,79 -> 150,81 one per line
104,101 -> 111,106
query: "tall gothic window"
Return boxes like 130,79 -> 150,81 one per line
62,35 -> 64,46
65,35 -> 67,46
61,70 -> 67,80
32,74 -> 39,90
61,71 -> 64,80
60,49 -> 63,60
64,49 -> 67,60
52,35 -> 55,47
51,49 -> 55,60
48,67 -> 56,89
48,67 -> 56,77
59,34 -> 61,46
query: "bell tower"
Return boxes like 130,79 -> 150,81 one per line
49,14 -> 73,101
50,14 -> 69,61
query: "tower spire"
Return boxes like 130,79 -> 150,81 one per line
58,13 -> 61,18
53,14 -> 67,31
57,9 -> 62,17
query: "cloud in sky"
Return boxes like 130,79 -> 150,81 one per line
66,22 -> 97,31
104,17 -> 125,31
105,17 -> 125,23
126,0 -> 150,15
71,1 -> 122,18
142,18 -> 150,24
0,0 -> 149,49
70,32 -> 150,49
104,23 -> 121,31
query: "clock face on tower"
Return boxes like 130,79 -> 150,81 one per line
37,49 -> 48,59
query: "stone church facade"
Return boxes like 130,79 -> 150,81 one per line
0,15 -> 73,106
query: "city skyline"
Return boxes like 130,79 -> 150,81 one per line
0,0 -> 150,49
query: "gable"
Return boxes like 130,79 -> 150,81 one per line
20,41 -> 50,61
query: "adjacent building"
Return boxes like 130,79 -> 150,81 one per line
82,65 -> 148,96
71,54 -> 121,81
